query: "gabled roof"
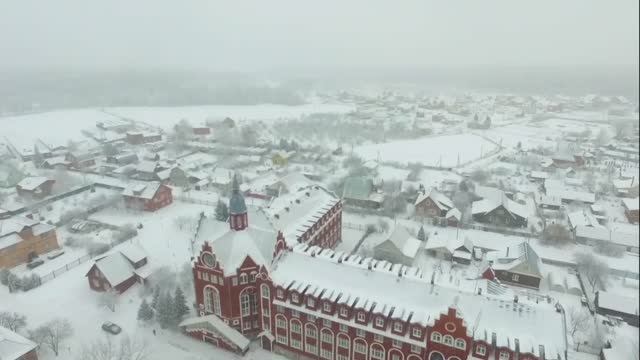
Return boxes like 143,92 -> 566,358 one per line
122,182 -> 163,200
382,225 -> 422,258
16,176 -> 50,191
0,325 -> 37,360
89,252 -> 135,287
597,291 -> 639,315
471,191 -> 530,220
179,315 -> 250,351
414,188 -> 454,210
118,244 -> 147,264
622,197 -> 639,211
491,242 -> 542,278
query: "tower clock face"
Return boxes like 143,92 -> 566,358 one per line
202,252 -> 216,268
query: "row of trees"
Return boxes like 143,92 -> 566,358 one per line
137,286 -> 190,329
0,268 -> 41,292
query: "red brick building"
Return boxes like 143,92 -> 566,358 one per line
15,177 -> 55,199
122,182 -> 173,211
0,325 -> 38,359
181,180 -> 565,360
85,245 -> 150,294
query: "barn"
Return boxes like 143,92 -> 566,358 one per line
122,182 -> 173,211
595,291 -> 639,327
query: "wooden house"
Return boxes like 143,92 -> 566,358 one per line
85,244 -> 151,294
0,217 -> 59,268
16,177 -> 55,199
122,182 -> 173,211
487,242 -> 542,289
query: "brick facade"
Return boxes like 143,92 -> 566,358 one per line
0,226 -> 59,269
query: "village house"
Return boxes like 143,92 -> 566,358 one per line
623,197 -> 639,223
85,244 -> 151,294
125,131 -> 162,145
550,153 -> 585,169
266,172 -> 314,198
272,151 -> 296,167
424,231 -> 474,265
373,226 -> 422,266
15,177 -> 55,199
133,161 -> 167,181
106,152 -> 139,166
613,177 -> 639,197
574,225 -> 639,254
65,151 -> 97,169
181,186 -> 566,360
471,186 -> 529,228
0,325 -> 38,360
40,156 -> 70,169
192,125 -> 212,136
594,291 -> 639,327
543,179 -> 596,204
485,242 -> 543,289
122,182 -> 173,211
414,188 -> 459,227
342,176 -> 385,209
0,216 -> 59,268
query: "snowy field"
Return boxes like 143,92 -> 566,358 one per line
107,103 -> 354,128
354,133 -> 499,167
0,103 -> 354,150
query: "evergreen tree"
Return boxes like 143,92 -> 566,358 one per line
151,285 -> 160,309
484,116 -> 491,128
215,200 -> 229,222
417,226 -> 426,242
137,299 -> 154,322
156,292 -> 174,329
172,287 -> 190,325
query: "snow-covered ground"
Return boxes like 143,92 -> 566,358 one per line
354,133 -> 499,167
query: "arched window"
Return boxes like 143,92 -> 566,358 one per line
261,284 -> 270,298
443,335 -> 454,346
454,338 -> 466,350
320,328 -> 334,360
354,338 -> 367,357
305,323 -> 318,355
370,343 -> 385,360
428,352 -> 444,360
337,333 -> 350,352
275,314 -> 288,345
430,331 -> 442,343
203,286 -> 221,315
240,293 -> 251,316
290,319 -> 303,350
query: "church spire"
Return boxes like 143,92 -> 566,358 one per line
228,174 -> 248,230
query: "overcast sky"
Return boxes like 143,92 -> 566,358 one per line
1,0 -> 637,72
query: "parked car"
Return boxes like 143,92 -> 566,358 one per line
47,250 -> 65,260
27,259 -> 44,269
101,321 -> 122,335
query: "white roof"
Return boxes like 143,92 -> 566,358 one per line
567,210 -> 601,228
16,176 -> 50,191
136,160 -> 159,174
446,208 -> 461,220
424,231 -> 473,254
622,197 -> 639,211
0,233 -> 23,250
529,171 -> 549,179
118,244 -> 147,264
92,252 -> 135,286
264,185 -> 339,245
575,226 -> 639,248
196,208 -> 277,271
385,226 -> 422,258
597,291 -> 639,315
122,182 -> 162,200
0,216 -> 52,240
271,247 -> 566,356
545,180 -> 595,203
0,326 -> 37,359
414,188 -> 454,210
271,172 -> 313,194
179,315 -> 250,350
210,167 -> 233,185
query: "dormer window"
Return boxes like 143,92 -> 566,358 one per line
476,344 -> 486,355
412,328 -> 422,338
291,293 -> 299,303
277,289 -> 284,299
308,298 -> 315,307
393,322 -> 403,332
375,317 -> 384,327
323,302 -> 331,312
339,307 -> 348,317
239,273 -> 248,284
357,312 -> 366,322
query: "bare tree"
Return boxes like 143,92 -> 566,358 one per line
0,311 -> 27,332
79,335 -> 149,360
98,289 -> 119,312
574,252 -> 609,292
567,306 -> 591,338
30,318 -> 73,357
541,224 -> 573,245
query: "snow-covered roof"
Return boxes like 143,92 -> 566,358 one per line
135,160 -> 159,174
16,176 -> 50,191
269,172 -> 313,194
445,207 -> 461,220
119,243 -> 147,264
613,177 -> 638,190
529,171 -> 549,180
90,252 -> 135,287
424,231 -> 473,254
271,246 -> 566,356
264,185 -> 339,245
490,242 -> 542,278
210,167 -> 233,185
575,225 -> 639,248
471,189 -> 530,219
179,315 -> 250,351
414,188 -> 454,210
567,210 -> 601,229
0,325 -> 37,359
622,197 -> 639,211
597,291 -> 639,315
383,225 -> 422,258
544,179 -> 595,203
122,182 -> 162,200
196,208 -> 277,271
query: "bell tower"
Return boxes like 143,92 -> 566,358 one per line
228,175 -> 248,231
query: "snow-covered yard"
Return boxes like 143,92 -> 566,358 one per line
354,133 -> 499,167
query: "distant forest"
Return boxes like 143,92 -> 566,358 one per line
0,70 -> 307,114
